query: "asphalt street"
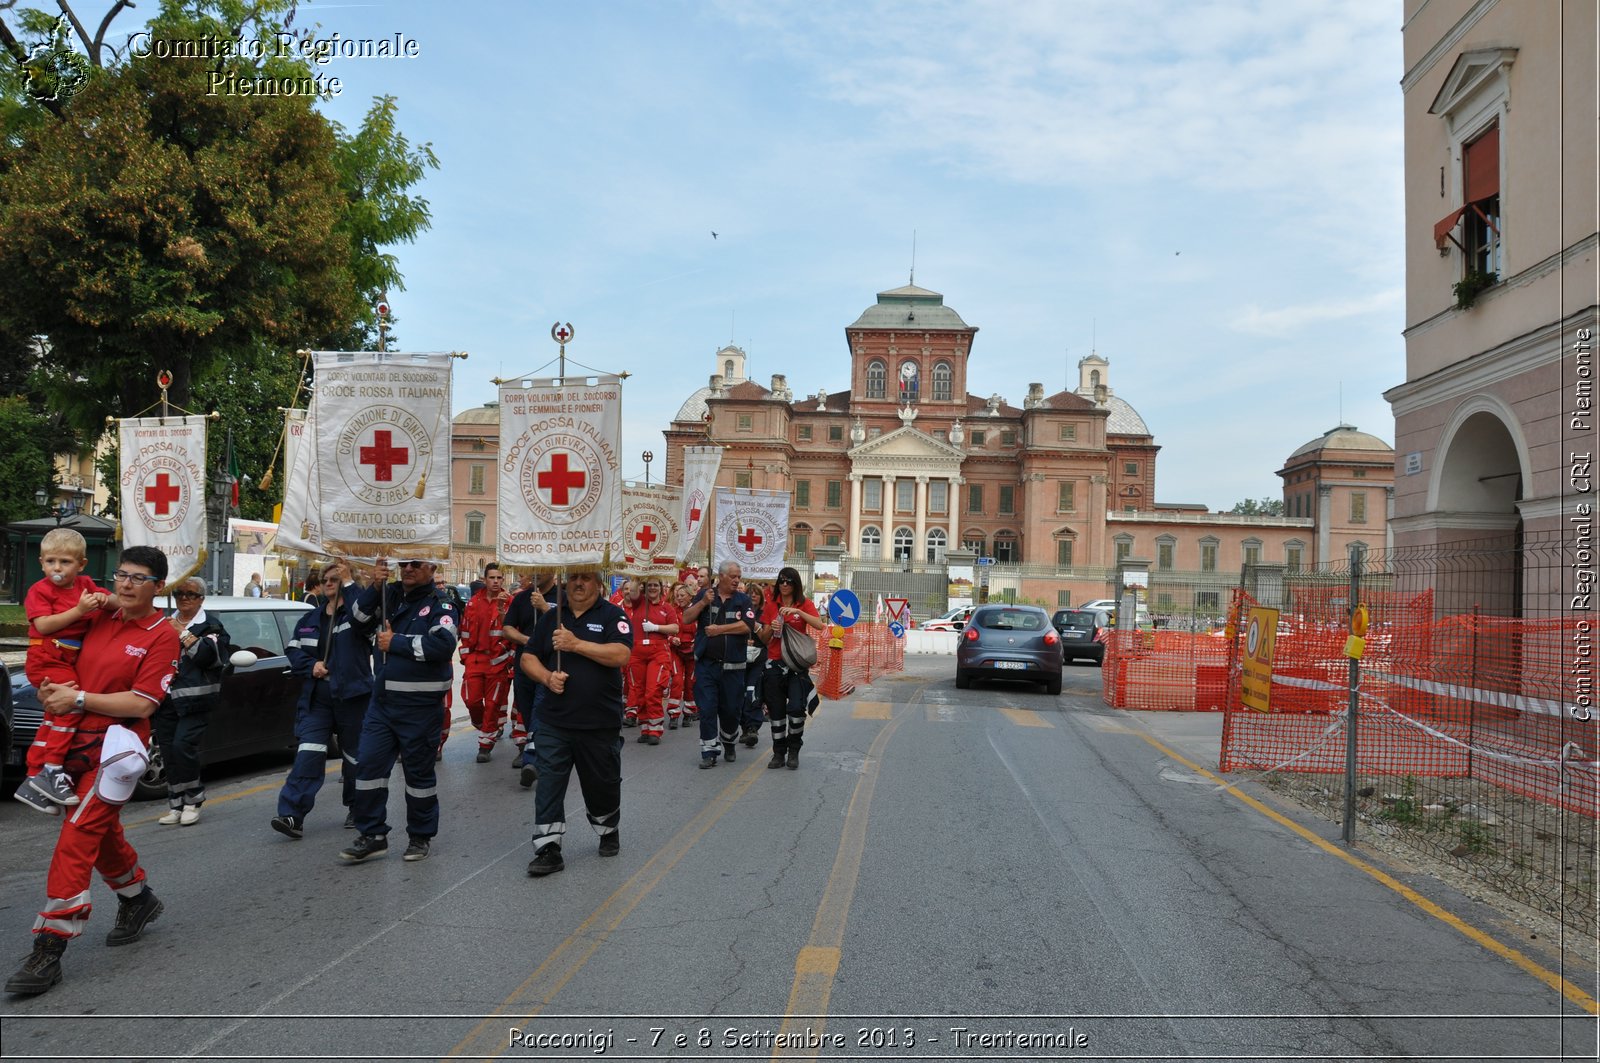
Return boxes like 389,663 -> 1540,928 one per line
0,655 -> 1595,1062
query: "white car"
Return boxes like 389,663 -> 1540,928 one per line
921,605 -> 975,631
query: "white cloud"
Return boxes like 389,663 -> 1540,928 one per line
1231,287 -> 1403,338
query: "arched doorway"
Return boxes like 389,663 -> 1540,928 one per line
1432,405 -> 1527,617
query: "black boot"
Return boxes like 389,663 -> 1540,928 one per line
786,749 -> 799,770
5,934 -> 66,995
767,747 -> 786,769
106,887 -> 163,946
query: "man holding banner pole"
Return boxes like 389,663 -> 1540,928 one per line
340,557 -> 458,864
679,561 -> 756,770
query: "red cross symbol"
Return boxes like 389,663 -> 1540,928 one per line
634,524 -> 658,552
688,505 -> 702,524
144,473 -> 181,516
737,527 -> 763,553
358,430 -> 410,482
537,452 -> 587,505
554,325 -> 572,343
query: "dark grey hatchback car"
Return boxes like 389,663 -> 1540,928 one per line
955,604 -> 1063,695
1052,607 -> 1111,665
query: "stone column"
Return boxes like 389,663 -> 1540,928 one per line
848,473 -> 862,558
882,475 -> 897,561
949,476 -> 965,550
914,475 -> 928,564
1317,484 -> 1333,566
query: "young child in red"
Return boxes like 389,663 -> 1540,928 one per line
13,528 -> 108,814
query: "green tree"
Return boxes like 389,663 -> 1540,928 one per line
0,1 -> 438,438
0,394 -> 54,525
1227,497 -> 1286,517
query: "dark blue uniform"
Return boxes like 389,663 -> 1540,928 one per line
526,597 -> 631,860
348,580 -> 459,844
278,587 -> 372,823
689,587 -> 755,766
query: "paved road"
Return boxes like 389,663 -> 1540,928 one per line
0,656 -> 1594,1061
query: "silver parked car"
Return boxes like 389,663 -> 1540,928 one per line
955,604 -> 1063,695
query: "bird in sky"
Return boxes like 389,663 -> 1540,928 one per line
711,231 -> 718,239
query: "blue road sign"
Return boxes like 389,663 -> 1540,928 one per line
975,556 -> 995,566
827,588 -> 862,628
888,620 -> 905,639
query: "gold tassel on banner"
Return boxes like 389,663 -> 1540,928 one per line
413,471 -> 427,500
258,467 -> 274,493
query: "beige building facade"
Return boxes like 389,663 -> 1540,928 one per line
1386,0 -> 1597,609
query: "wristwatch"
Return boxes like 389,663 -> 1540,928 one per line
74,690 -> 86,711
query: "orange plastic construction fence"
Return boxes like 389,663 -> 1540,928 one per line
814,621 -> 906,701
1217,591 -> 1599,818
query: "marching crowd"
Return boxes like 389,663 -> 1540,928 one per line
7,529 -> 825,997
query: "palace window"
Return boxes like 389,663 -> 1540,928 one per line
1350,491 -> 1367,523
928,481 -> 948,514
1056,538 -> 1074,568
795,480 -> 810,508
466,511 -> 485,546
828,425 -> 843,443
1157,537 -> 1175,571
1057,482 -> 1074,513
968,484 -> 984,513
932,362 -> 952,401
1200,539 -> 1219,573
1114,535 -> 1133,562
892,527 -> 913,561
1243,539 -> 1262,566
735,471 -> 752,489
962,532 -> 986,556
895,479 -> 914,512
1000,429 -> 1016,447
469,464 -> 485,495
797,425 -> 812,442
737,414 -> 753,432
998,485 -> 1014,515
993,531 -> 1019,563
866,361 -> 887,400
1058,423 -> 1077,442
860,525 -> 882,560
863,479 -> 882,511
826,479 -> 842,509
926,528 -> 947,563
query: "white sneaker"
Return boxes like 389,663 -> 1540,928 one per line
179,805 -> 201,826
157,809 -> 181,825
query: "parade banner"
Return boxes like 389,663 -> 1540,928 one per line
274,407 -> 326,558
620,482 -> 683,573
119,415 -> 208,583
712,488 -> 789,579
312,352 -> 453,560
497,375 -> 624,569
679,445 -> 722,556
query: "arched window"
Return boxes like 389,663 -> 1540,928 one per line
724,359 -> 734,380
926,528 -> 947,563
866,361 -> 887,400
1090,369 -> 1101,388
962,531 -> 986,556
892,527 -> 914,561
898,361 -> 920,402
932,361 -> 952,401
993,530 -> 1019,563
860,525 -> 882,560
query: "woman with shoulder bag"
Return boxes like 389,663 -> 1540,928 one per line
757,567 -> 825,770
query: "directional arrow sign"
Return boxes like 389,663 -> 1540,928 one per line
888,620 -> 905,639
827,588 -> 861,628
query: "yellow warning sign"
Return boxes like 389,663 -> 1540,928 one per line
1240,606 -> 1279,713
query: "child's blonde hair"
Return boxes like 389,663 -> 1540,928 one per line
39,527 -> 88,560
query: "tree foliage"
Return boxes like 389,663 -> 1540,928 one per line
1227,497 -> 1286,516
0,394 -> 55,526
0,0 -> 438,508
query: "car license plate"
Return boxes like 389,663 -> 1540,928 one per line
994,661 -> 1027,670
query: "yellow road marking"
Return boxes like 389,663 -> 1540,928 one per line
852,701 -> 892,719
1133,731 -> 1600,1015
998,706 -> 1052,728
445,755 -> 768,1060
775,697 -> 910,1056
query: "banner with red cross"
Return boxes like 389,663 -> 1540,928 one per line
679,445 -> 722,556
712,487 -> 789,580
497,375 -> 624,569
312,351 -> 454,560
119,414 -> 209,583
619,483 -> 682,574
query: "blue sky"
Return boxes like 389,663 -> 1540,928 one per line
259,1 -> 1401,508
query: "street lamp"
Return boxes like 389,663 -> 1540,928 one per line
34,487 -> 77,527
642,450 -> 654,487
